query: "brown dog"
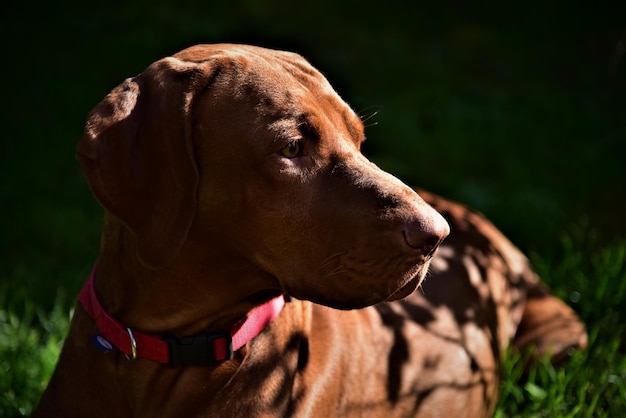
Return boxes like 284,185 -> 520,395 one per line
35,44 -> 586,417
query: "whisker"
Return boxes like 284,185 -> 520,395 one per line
357,106 -> 382,127
326,264 -> 349,277
315,251 -> 347,272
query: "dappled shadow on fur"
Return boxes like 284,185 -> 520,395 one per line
210,331 -> 308,416
367,192 -> 537,414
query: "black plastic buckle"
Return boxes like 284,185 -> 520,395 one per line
163,330 -> 233,366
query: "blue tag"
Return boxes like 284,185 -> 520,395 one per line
90,335 -> 117,353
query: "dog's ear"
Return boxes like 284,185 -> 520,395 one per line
76,58 -> 212,269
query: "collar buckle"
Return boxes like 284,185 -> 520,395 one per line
163,330 -> 234,366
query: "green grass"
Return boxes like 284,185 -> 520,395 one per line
496,240 -> 626,417
0,299 -> 70,417
2,1 -> 625,416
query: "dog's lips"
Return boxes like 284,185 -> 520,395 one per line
384,275 -> 421,302
278,245 -> 435,309
384,262 -> 429,302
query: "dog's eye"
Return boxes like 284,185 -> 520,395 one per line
281,141 -> 301,158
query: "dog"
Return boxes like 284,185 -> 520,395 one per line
35,44 -> 587,417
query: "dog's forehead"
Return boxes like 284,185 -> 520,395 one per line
176,44 -> 331,90
247,48 -> 364,142
176,44 -> 365,140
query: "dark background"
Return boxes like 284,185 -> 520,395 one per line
1,1 -> 625,415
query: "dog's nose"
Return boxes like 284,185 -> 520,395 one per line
403,209 -> 450,256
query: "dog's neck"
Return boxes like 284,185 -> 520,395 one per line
92,213 -> 282,337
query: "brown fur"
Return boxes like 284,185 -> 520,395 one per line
35,44 -> 586,417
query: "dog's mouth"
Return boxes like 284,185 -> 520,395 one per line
384,261 -> 430,302
282,255 -> 432,310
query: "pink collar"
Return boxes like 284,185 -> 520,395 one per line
78,268 -> 286,366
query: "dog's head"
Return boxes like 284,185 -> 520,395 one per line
77,44 -> 449,309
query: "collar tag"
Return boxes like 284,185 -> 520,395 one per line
90,335 -> 117,353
